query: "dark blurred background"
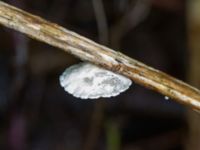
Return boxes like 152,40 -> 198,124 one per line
0,0 -> 197,149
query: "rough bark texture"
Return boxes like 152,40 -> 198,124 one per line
0,1 -> 200,111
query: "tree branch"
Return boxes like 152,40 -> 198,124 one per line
0,1 -> 200,111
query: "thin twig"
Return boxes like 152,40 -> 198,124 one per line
0,1 -> 200,111
83,101 -> 104,150
92,0 -> 109,45
110,0 -> 150,49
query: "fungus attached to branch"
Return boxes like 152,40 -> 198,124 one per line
60,62 -> 132,99
0,1 -> 200,110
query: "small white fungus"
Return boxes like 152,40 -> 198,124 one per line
59,62 -> 132,99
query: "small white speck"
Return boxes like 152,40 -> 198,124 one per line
164,96 -> 169,100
